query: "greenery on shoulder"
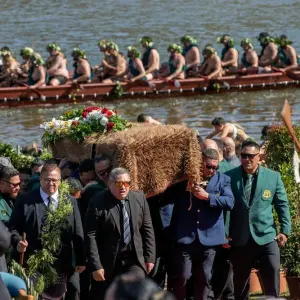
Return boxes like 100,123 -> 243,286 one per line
266,124 -> 300,276
40,106 -> 129,147
0,142 -> 53,169
26,181 -> 73,293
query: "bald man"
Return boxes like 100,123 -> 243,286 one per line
221,137 -> 241,167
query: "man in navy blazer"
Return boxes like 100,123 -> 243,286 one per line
170,148 -> 234,300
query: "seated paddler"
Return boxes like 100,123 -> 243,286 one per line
28,53 -> 47,89
124,46 -> 146,83
20,47 -> 34,74
45,43 -> 69,86
140,36 -> 160,80
72,48 -> 92,84
180,34 -> 200,76
239,38 -> 259,74
275,35 -> 298,74
102,41 -> 127,83
197,44 -> 222,80
217,34 -> 238,74
257,32 -> 278,71
159,44 -> 186,80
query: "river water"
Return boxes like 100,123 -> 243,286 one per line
0,0 -> 300,145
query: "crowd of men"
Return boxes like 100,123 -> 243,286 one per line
0,33 -> 299,88
0,116 -> 292,300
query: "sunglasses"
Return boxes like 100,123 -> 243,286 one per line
96,166 -> 112,176
114,181 -> 131,188
205,164 -> 218,171
2,180 -> 21,188
241,153 -> 259,159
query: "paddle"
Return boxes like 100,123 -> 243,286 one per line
13,80 -> 43,98
281,99 -> 300,152
19,232 -> 26,266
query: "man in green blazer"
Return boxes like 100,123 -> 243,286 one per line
226,140 -> 291,300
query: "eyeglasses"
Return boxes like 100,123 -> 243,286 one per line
42,178 -> 61,183
241,153 -> 259,159
96,166 -> 112,176
2,180 -> 21,188
114,181 -> 131,188
205,164 -> 218,171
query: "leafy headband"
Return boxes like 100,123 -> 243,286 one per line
240,38 -> 254,49
20,47 -> 34,57
180,35 -> 197,45
71,48 -> 86,59
107,42 -> 119,52
97,39 -> 109,49
127,46 -> 140,58
46,43 -> 61,52
217,35 -> 235,47
168,43 -> 182,53
140,36 -> 153,47
31,53 -> 45,66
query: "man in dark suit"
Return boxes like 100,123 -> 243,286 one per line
85,167 -> 156,300
9,163 -> 85,300
226,140 -> 291,300
170,148 -> 234,300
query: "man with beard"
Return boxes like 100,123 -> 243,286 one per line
0,167 -> 20,226
72,48 -> 92,84
45,43 -> 69,86
180,35 -> 200,76
140,36 -> 160,80
217,34 -> 239,72
257,32 -> 278,71
160,44 -> 186,80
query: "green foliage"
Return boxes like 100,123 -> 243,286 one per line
60,108 -> 84,121
266,124 -> 300,276
26,181 -> 73,293
110,81 -> 124,99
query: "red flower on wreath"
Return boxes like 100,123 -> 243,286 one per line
82,106 -> 101,118
105,110 -> 113,117
72,120 -> 79,126
107,122 -> 115,131
101,107 -> 108,114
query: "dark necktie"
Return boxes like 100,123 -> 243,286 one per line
120,200 -> 131,245
244,174 -> 253,204
47,196 -> 55,211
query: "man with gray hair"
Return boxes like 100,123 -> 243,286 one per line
85,167 -> 156,300
222,137 -> 241,167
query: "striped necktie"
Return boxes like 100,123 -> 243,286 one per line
47,196 -> 55,211
244,174 -> 253,204
120,200 -> 131,245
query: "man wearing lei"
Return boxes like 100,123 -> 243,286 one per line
217,34 -> 239,74
45,43 -> 69,86
239,38 -> 259,74
180,35 -> 200,76
124,46 -> 146,83
72,48 -> 92,84
257,32 -> 278,71
9,162 -> 85,299
275,35 -> 298,74
160,44 -> 186,80
140,36 -> 160,80
197,45 -> 222,80
102,42 -> 127,84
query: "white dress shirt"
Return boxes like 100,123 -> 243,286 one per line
40,187 -> 59,210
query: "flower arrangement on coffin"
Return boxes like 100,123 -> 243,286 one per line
40,106 -> 129,147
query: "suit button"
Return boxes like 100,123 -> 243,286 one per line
197,221 -> 199,224
197,209 -> 200,212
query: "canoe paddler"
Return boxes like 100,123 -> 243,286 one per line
45,43 -> 69,86
72,48 -> 92,84
28,53 -> 47,88
257,32 -> 278,70
239,38 -> 259,73
124,46 -> 146,83
275,35 -> 298,73
102,41 -> 127,83
140,36 -> 160,80
217,34 -> 239,73
20,47 -> 34,74
160,44 -> 186,80
198,44 -> 222,80
180,34 -> 200,75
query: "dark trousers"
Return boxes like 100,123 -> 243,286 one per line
89,256 -> 145,300
65,272 -> 80,300
172,240 -> 216,300
79,267 -> 91,299
209,246 -> 234,300
230,238 -> 280,300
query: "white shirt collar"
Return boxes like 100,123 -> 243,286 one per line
40,187 -> 59,209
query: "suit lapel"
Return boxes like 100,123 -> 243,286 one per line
251,165 -> 264,206
128,192 -> 137,234
206,172 -> 219,193
109,194 -> 121,235
236,166 -> 249,208
34,190 -> 45,235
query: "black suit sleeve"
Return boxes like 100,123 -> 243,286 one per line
85,197 -> 103,271
0,221 -> 11,256
140,194 -> 156,263
71,197 -> 85,266
8,197 -> 24,248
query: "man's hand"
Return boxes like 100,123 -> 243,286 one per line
17,240 -> 28,253
75,266 -> 86,273
145,262 -> 154,274
192,187 -> 209,201
275,233 -> 288,247
92,269 -> 105,281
